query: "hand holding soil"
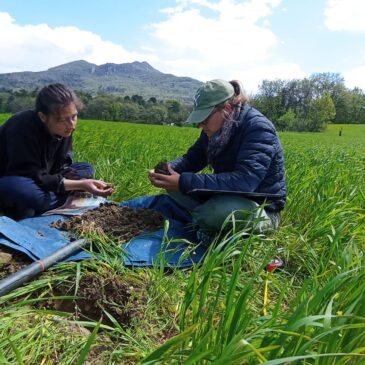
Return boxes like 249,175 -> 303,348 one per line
80,179 -> 115,197
149,163 -> 180,192
103,182 -> 115,192
153,161 -> 171,175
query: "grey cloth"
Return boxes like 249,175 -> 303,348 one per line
207,119 -> 235,163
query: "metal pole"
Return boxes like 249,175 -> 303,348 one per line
0,239 -> 88,296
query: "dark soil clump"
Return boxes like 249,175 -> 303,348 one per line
154,160 -> 171,175
51,202 -> 164,242
0,246 -> 31,280
39,273 -> 146,326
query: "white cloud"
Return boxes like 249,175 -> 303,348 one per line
145,0 -> 304,92
234,63 -> 306,92
0,12 -> 155,73
324,0 -> 365,32
343,58 -> 365,90
324,0 -> 365,91
0,1 -> 306,94
344,66 -> 365,89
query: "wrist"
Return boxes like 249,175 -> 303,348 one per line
63,178 -> 85,191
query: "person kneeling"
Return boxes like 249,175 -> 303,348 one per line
0,83 -> 114,219
148,79 -> 286,241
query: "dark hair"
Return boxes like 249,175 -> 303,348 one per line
35,83 -> 83,114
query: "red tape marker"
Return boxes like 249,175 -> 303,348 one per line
266,258 -> 284,272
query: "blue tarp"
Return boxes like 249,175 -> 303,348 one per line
0,195 -> 208,267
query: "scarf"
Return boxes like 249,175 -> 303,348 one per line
206,103 -> 242,164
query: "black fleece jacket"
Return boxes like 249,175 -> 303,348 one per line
0,110 -> 73,192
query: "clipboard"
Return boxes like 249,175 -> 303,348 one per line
187,189 -> 281,199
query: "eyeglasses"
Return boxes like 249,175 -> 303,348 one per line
197,108 -> 219,127
198,119 -> 209,127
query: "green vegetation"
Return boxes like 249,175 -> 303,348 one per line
0,90 -> 191,126
80,95 -> 190,125
0,118 -> 364,364
251,73 -> 365,131
2,63 -> 365,131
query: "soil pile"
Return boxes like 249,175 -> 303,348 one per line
0,247 -> 31,279
51,202 -> 164,242
39,273 -> 146,326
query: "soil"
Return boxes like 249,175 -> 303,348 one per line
1,203 -> 163,329
0,248 -> 147,327
0,246 -> 145,326
154,160 -> 171,175
51,202 -> 164,242
38,272 -> 147,326
0,246 -> 32,280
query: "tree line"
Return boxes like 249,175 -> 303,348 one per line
0,89 -> 190,126
250,73 -> 365,131
0,72 -> 364,131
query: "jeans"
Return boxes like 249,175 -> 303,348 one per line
0,162 -> 94,219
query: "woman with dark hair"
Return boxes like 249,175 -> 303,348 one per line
0,83 -> 114,219
148,79 -> 286,239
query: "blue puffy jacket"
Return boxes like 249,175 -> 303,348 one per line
171,104 -> 286,212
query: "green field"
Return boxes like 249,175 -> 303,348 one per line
0,116 -> 364,364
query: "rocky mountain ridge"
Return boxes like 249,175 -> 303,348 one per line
0,60 -> 202,102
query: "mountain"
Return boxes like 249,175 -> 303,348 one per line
0,60 -> 202,103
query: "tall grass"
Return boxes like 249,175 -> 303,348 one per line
0,118 -> 364,364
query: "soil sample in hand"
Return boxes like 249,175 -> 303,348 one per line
154,160 -> 171,175
103,183 -> 115,192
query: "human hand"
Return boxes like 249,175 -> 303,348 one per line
148,165 -> 180,192
80,179 -> 115,197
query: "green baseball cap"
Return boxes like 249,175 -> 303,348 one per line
185,79 -> 234,125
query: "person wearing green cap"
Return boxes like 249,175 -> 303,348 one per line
148,79 -> 286,241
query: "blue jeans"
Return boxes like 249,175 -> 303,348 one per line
0,162 -> 94,219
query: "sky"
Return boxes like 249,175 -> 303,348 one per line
0,0 -> 364,93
